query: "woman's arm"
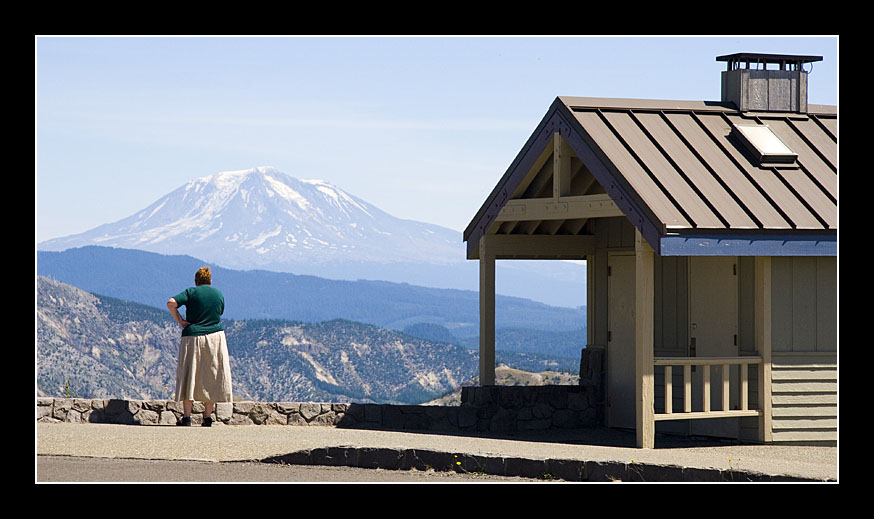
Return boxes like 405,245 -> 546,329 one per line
166,298 -> 190,329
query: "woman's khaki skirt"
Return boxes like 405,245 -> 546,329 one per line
175,330 -> 233,403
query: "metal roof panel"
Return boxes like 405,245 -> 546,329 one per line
572,109 -> 691,228
602,110 -> 725,228
633,111 -> 758,229
663,112 -> 792,229
698,112 -> 824,230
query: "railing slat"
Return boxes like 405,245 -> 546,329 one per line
664,366 -> 672,414
684,364 -> 692,413
653,356 -> 762,420
655,356 -> 761,420
703,365 -> 710,413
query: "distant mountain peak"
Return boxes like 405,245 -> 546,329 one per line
38,166 -> 460,271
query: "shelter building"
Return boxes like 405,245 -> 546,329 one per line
463,53 -> 837,448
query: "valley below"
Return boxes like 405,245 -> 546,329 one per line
37,276 -> 584,405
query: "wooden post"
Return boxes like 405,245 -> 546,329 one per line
755,256 -> 772,442
479,237 -> 496,386
635,230 -> 655,448
586,256 -> 594,347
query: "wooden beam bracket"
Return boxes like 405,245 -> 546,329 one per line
496,194 -> 624,222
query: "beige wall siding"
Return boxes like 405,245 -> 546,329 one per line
769,257 -> 836,442
771,353 -> 837,442
771,257 -> 837,353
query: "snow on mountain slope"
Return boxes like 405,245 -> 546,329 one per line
38,166 -> 588,307
38,166 -> 462,270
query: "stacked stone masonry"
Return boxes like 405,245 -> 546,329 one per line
36,384 -> 602,433
38,349 -> 606,432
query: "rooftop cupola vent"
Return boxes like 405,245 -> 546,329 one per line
716,53 -> 823,113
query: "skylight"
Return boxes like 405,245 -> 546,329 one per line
732,124 -> 797,165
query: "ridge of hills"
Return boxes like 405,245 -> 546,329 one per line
36,245 -> 587,339
37,276 -> 582,404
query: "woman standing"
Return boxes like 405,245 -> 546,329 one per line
166,266 -> 233,426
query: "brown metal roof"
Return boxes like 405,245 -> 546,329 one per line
464,96 -> 837,257
560,96 -> 837,231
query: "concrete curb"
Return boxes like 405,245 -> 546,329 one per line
257,446 -> 827,482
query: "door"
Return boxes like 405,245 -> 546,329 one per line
607,253 -> 635,429
689,256 -> 739,438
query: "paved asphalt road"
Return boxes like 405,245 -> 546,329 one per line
37,455 -> 543,483
35,422 -> 838,483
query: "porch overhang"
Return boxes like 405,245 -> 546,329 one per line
463,96 -> 837,260
464,98 -> 666,260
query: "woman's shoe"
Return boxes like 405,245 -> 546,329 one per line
176,416 -> 191,426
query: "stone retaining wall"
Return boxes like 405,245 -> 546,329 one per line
459,384 -> 602,432
38,346 -> 606,432
37,383 -> 602,433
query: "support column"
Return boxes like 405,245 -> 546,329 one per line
635,230 -> 655,448
755,256 -> 772,442
586,257 -> 594,347
479,237 -> 496,386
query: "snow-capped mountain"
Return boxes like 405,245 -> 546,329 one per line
38,166 -> 587,307
38,167 -> 462,272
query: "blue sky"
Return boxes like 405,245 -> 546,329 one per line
35,35 -> 838,243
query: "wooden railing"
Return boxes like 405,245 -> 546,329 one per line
652,356 -> 763,421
